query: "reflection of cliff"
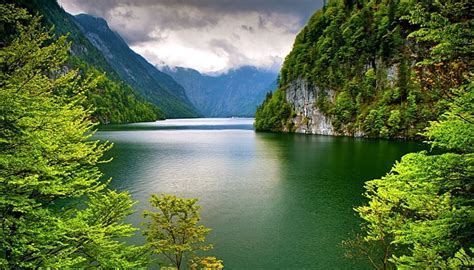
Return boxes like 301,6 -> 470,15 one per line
254,132 -> 425,268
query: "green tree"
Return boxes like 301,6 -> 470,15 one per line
345,1 -> 473,268
254,90 -> 293,132
143,194 -> 217,270
0,5 -> 144,267
190,256 -> 224,270
348,83 -> 473,268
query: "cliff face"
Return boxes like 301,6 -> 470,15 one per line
285,78 -> 336,135
255,0 -> 446,139
285,61 -> 399,136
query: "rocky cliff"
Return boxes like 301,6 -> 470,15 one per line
285,61 -> 399,136
285,78 -> 336,135
255,0 -> 447,139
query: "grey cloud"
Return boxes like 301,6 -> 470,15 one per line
209,38 -> 251,65
209,39 -> 242,57
60,0 -> 324,73
113,8 -> 135,19
258,15 -> 266,29
68,0 -> 323,16
73,0 -> 222,44
241,25 -> 254,33
66,0 -> 323,30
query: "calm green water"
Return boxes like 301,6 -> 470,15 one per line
96,118 -> 424,269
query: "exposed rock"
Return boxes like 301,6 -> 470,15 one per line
285,78 -> 364,137
285,78 -> 336,135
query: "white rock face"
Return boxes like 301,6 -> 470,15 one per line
283,61 -> 401,137
285,78 -> 337,135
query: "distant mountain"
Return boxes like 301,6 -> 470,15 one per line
10,0 -> 162,124
74,14 -> 200,118
162,66 -> 278,117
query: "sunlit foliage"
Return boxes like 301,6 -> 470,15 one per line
0,5 -> 146,267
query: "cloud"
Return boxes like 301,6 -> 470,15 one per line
58,0 -> 324,74
241,24 -> 255,33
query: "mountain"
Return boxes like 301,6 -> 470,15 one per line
255,0 -> 464,139
74,14 -> 200,118
11,0 -> 163,124
163,66 -> 278,117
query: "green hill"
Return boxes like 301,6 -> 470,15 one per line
8,0 -> 164,124
10,0 -> 199,121
255,0 -> 472,139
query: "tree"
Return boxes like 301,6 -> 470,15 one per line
0,5 -> 144,267
345,1 -> 473,268
190,256 -> 224,270
143,194 -> 218,270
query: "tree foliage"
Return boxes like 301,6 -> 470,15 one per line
0,5 -> 145,267
255,0 -> 472,138
345,0 -> 473,268
143,194 -> 219,270
190,256 -> 224,270
74,60 -> 164,124
9,0 -> 163,124
254,91 -> 294,131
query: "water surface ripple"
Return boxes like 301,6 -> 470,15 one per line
95,118 -> 424,269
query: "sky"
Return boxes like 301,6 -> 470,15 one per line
58,0 -> 324,74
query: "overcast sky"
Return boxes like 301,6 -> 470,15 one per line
58,0 -> 324,74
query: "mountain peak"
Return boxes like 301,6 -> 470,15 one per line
74,13 -> 200,118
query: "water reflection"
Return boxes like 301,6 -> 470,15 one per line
95,119 -> 424,269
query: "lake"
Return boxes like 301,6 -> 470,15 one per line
96,118 -> 424,269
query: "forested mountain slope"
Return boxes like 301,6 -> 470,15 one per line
163,66 -> 277,117
255,0 -> 472,139
9,0 -> 162,124
74,14 -> 200,118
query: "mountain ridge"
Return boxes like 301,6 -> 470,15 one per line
162,65 -> 278,117
10,0 -> 164,124
74,13 -> 201,118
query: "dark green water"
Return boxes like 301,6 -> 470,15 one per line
95,118 -> 424,269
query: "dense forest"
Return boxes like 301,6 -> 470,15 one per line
255,0 -> 472,139
74,59 -> 164,124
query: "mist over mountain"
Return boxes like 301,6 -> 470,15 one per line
12,0 -> 282,119
74,14 -> 201,118
162,66 -> 278,117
